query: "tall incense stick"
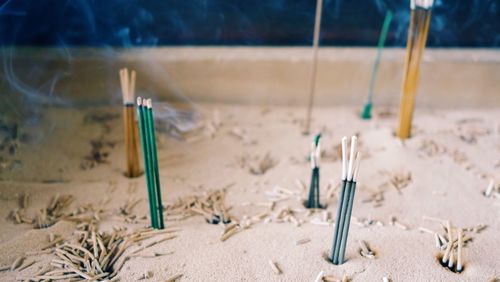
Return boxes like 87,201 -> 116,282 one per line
397,0 -> 433,139
337,151 -> 361,264
137,97 -> 158,228
330,136 -> 361,265
137,97 -> 165,229
120,68 -> 141,177
362,10 -> 393,120
330,137 -> 347,261
303,0 -> 324,135
146,99 -> 165,229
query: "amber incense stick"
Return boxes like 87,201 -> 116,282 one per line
304,0 -> 324,135
397,0 -> 433,139
120,68 -> 141,177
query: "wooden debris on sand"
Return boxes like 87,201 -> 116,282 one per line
237,153 -> 277,175
8,193 -> 31,224
295,238 -> 311,245
358,240 -> 376,259
21,222 -> 180,281
353,217 -> 384,228
265,186 -> 300,202
362,189 -> 385,207
388,170 -> 412,192
229,127 -> 257,145
10,256 -> 24,271
389,216 -> 409,230
268,260 -> 282,275
165,188 -> 235,225
9,193 -> 75,228
35,194 -> 74,228
165,273 -> 183,282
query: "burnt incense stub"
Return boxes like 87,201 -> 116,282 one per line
437,254 -> 464,274
206,214 -> 231,225
306,134 -> 322,209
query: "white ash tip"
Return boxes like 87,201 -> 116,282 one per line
341,137 -> 347,180
147,98 -> 153,108
347,135 -> 358,181
485,179 -> 495,197
353,151 -> 362,181
137,97 -> 142,106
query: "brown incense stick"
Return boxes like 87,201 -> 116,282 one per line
397,0 -> 433,139
303,0 -> 324,135
120,68 -> 142,177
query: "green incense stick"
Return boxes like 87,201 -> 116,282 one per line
314,168 -> 320,208
332,180 -> 352,264
137,98 -> 158,228
330,179 -> 347,261
146,101 -> 165,229
337,181 -> 357,264
314,133 -> 321,147
362,10 -> 393,120
307,168 -> 320,208
307,133 -> 321,208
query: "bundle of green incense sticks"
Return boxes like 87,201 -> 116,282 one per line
307,133 -> 321,209
330,136 -> 362,264
137,97 -> 164,229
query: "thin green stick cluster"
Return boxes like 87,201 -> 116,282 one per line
362,10 -> 393,120
330,136 -> 362,264
136,97 -> 164,229
307,133 -> 321,209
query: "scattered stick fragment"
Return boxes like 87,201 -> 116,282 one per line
418,227 -> 434,234
296,238 -> 311,245
10,256 -> 24,271
323,275 -> 339,282
358,240 -> 376,259
484,179 -> 494,197
314,270 -> 325,282
269,260 -> 282,275
17,259 -> 36,271
165,273 -> 183,282
457,229 -> 463,272
249,153 -> 277,175
434,233 -> 442,249
220,224 -> 240,242
382,277 -> 390,282
388,170 -> 412,192
442,221 -> 453,264
390,216 -> 409,230
166,189 -> 234,225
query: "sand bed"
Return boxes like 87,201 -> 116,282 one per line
0,103 -> 499,281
